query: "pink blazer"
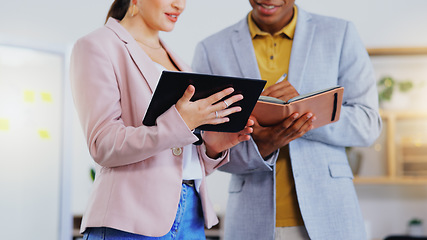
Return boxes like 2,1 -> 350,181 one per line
70,18 -> 228,237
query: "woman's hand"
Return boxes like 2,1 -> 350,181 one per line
175,85 -> 243,131
202,119 -> 254,159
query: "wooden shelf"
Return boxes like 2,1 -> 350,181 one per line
354,109 -> 427,185
354,177 -> 427,185
380,109 -> 427,119
367,47 -> 427,56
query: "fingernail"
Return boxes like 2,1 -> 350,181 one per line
306,113 -> 313,119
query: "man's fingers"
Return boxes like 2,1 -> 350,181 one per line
281,113 -> 299,129
280,113 -> 316,139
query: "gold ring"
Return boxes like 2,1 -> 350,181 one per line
224,100 -> 229,108
215,111 -> 219,118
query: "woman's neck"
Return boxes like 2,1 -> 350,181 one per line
119,16 -> 179,71
120,16 -> 160,48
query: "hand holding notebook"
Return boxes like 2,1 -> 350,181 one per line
251,86 -> 344,129
143,71 -> 266,132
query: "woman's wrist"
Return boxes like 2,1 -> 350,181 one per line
204,144 -> 223,159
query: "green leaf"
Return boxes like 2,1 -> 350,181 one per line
378,86 -> 394,102
378,76 -> 395,88
398,81 -> 413,92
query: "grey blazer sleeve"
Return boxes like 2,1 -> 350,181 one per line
301,22 -> 382,148
220,139 -> 279,174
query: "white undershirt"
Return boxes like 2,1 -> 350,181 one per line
153,63 -> 203,191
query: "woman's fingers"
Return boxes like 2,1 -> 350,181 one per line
197,88 -> 244,124
203,87 -> 235,104
201,118 -> 254,158
205,106 -> 243,125
203,88 -> 243,110
177,85 -> 195,105
176,86 -> 246,130
213,106 -> 242,119
220,94 -> 244,109
211,93 -> 243,115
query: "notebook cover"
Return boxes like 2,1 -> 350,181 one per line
252,86 -> 344,129
143,71 -> 266,132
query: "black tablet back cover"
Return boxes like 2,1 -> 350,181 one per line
143,71 -> 266,132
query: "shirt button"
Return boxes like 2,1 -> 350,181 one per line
172,147 -> 182,156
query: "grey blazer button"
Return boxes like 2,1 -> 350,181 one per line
172,147 -> 183,156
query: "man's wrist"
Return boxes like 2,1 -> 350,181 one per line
263,152 -> 275,161
254,140 -> 276,159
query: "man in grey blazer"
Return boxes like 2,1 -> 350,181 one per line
192,1 -> 382,240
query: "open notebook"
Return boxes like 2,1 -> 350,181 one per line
252,86 -> 344,129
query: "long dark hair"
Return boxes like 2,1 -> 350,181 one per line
105,0 -> 130,23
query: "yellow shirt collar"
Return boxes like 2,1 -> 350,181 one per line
248,5 -> 298,39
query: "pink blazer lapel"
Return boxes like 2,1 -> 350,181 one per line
105,18 -> 160,92
125,41 -> 161,92
161,41 -> 192,72
105,18 -> 192,93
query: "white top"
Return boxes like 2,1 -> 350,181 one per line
153,63 -> 203,191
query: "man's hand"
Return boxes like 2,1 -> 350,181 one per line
253,80 -> 314,158
251,113 -> 315,158
262,80 -> 299,102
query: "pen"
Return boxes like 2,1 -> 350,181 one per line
262,73 -> 288,92
276,73 -> 287,83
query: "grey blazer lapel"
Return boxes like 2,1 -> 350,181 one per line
289,7 -> 316,91
231,17 -> 261,79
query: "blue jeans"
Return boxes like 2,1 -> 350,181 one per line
83,183 -> 205,240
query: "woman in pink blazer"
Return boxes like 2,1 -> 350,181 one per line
70,0 -> 253,239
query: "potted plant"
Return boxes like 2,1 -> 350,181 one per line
377,76 -> 413,109
408,218 -> 424,236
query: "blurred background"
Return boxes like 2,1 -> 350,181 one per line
1,0 -> 427,239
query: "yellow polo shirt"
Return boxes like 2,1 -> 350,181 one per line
248,5 -> 304,227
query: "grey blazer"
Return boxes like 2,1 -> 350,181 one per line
192,6 -> 382,240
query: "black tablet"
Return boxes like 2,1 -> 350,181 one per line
143,71 -> 266,132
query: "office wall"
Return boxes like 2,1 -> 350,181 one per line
1,0 -> 427,239
0,45 -> 64,240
